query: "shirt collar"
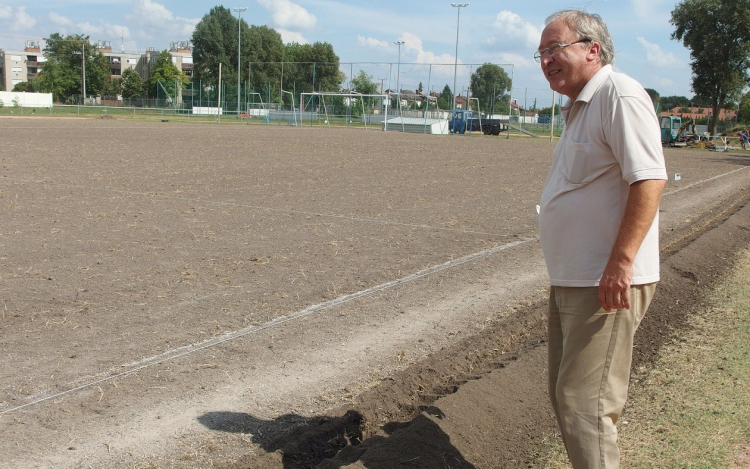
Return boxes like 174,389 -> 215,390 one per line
561,64 -> 613,117
576,64 -> 612,103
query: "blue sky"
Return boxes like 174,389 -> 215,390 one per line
0,0 -> 693,105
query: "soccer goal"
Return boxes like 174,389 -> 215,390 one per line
300,92 -> 390,130
245,92 -> 268,119
281,90 -> 299,126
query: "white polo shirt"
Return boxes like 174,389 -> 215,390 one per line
539,65 -> 668,287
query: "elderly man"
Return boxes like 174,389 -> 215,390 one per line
537,10 -> 668,469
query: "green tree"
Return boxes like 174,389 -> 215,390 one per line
493,95 -> 511,114
283,41 -> 342,93
671,0 -> 750,134
145,51 -> 187,101
12,77 -> 45,92
282,41 -> 343,107
738,91 -> 750,124
538,104 -> 561,117
191,6 -> 243,87
121,68 -> 144,99
351,70 -> 377,94
349,69 -> 378,111
644,88 -> 659,102
437,84 -> 453,110
644,88 -> 660,112
40,33 -> 110,102
660,95 -> 691,111
469,63 -> 512,116
102,77 -> 123,97
246,25 -> 285,98
690,95 -> 712,107
192,6 -> 287,107
12,81 -> 32,92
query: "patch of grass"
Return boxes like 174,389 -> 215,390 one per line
538,248 -> 750,469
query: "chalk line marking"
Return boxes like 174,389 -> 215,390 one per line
0,236 -> 537,416
664,166 -> 748,196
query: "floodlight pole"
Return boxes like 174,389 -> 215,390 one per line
82,40 -> 86,105
233,7 -> 247,118
393,41 -> 404,99
451,3 -> 468,118
393,41 -> 405,131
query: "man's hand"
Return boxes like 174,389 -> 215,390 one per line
598,260 -> 633,312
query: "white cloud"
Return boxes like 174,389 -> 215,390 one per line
652,76 -> 675,88
489,11 -> 541,49
498,52 -> 536,69
637,36 -> 681,67
278,28 -> 308,45
130,0 -> 173,25
631,0 -> 672,25
126,0 -> 198,43
0,5 -> 12,20
49,12 -> 73,27
398,32 -> 455,65
86,22 -> 133,50
77,22 -> 104,35
256,0 -> 316,30
358,36 -> 389,49
8,6 -> 36,31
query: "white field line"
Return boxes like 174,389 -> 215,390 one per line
663,166 -> 748,196
0,236 -> 537,416
1,177 -> 510,238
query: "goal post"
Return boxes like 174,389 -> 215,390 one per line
281,90 -> 299,126
300,92 -> 391,130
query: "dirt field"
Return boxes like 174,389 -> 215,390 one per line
0,117 -> 748,468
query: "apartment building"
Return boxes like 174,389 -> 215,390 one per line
0,39 -> 193,92
0,41 -> 45,91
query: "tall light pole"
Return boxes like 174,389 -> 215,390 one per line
393,41 -> 404,110
81,40 -> 86,105
233,7 -> 247,117
451,3 -> 468,114
74,38 -> 87,105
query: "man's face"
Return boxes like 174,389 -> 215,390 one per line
538,19 -> 598,100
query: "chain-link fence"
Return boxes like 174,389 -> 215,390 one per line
9,61 -> 581,135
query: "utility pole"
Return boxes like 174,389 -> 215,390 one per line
81,39 -> 87,105
393,41 -> 405,130
451,3 -> 468,115
393,41 -> 404,98
233,7 -> 247,118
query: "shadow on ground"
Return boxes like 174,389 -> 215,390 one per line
198,407 -> 476,469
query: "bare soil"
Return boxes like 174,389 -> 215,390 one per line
0,117 -> 748,468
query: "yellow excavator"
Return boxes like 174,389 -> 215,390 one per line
676,117 -> 699,143
660,116 -> 698,146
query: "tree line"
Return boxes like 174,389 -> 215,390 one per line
9,4 -> 514,112
13,6 -> 346,105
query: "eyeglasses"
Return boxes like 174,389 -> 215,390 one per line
534,39 -> 591,62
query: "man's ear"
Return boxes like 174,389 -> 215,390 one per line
587,41 -> 602,62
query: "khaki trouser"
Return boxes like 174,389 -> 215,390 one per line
548,283 -> 655,469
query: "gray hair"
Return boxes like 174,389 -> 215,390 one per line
545,10 -> 615,65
